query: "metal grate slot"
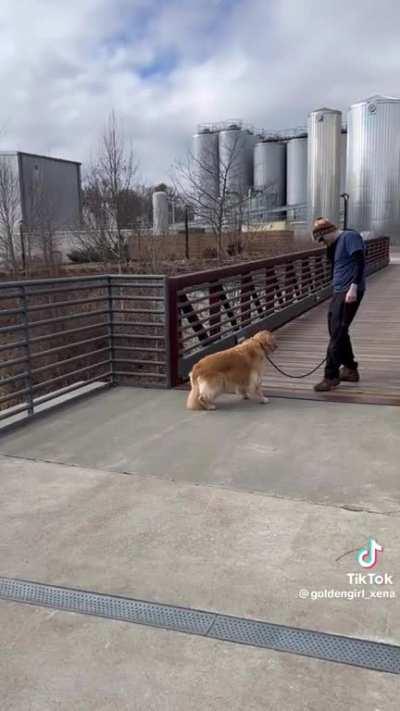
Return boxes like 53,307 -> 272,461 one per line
1,577 -> 399,674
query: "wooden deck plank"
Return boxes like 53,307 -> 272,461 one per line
263,263 -> 400,405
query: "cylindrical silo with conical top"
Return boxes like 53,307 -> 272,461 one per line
219,124 -> 249,195
287,136 -> 307,206
152,191 -> 169,235
192,128 -> 219,211
346,95 -> 400,240
253,139 -> 286,206
307,107 -> 341,225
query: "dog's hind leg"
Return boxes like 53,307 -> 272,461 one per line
198,379 -> 217,410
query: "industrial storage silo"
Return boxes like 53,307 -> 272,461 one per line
340,131 -> 347,197
253,140 -> 286,206
307,107 -> 341,225
152,191 -> 169,235
245,130 -> 258,189
219,124 -> 249,195
286,136 -> 307,206
346,95 -> 400,239
192,128 -> 219,209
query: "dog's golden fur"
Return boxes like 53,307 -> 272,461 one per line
186,330 -> 277,411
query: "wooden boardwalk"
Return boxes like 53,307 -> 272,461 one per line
263,262 -> 400,405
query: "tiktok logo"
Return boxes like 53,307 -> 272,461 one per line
356,538 -> 384,569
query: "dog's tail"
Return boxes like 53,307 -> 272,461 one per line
186,369 -> 203,410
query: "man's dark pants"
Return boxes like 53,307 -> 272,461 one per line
325,291 -> 364,380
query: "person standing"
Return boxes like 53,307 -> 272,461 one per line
312,217 -> 366,392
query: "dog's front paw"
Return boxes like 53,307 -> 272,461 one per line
260,396 -> 269,404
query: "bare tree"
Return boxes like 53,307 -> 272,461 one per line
24,170 -> 60,271
82,111 -> 139,269
0,156 -> 21,272
173,132 -> 249,261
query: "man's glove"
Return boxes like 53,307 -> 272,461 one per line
345,283 -> 358,304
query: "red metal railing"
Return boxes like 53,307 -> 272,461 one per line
166,236 -> 390,385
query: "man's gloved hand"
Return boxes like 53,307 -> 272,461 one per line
345,283 -> 358,303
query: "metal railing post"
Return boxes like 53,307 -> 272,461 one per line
107,276 -> 116,385
165,276 -> 179,387
20,285 -> 34,416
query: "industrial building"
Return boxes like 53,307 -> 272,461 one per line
0,151 -> 82,230
190,95 -> 400,242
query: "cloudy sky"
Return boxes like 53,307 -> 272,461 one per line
0,0 -> 398,183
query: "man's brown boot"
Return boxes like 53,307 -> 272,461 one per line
314,377 -> 340,392
340,365 -> 360,382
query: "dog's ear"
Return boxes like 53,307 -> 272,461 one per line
258,330 -> 277,352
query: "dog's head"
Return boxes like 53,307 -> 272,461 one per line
252,330 -> 277,355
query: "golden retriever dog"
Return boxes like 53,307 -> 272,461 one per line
186,330 -> 277,411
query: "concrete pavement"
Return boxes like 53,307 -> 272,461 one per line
1,387 -> 399,709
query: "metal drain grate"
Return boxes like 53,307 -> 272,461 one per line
0,577 -> 214,635
1,576 -> 399,674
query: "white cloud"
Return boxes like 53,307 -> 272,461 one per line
1,0 -> 399,183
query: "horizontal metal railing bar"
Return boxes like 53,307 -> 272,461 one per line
113,358 -> 165,366
0,371 -> 29,386
109,281 -> 164,288
31,359 -> 113,392
114,370 -> 165,379
113,345 -> 166,354
8,283 -> 109,300
110,274 -> 164,280
0,306 -> 24,317
112,333 -> 165,341
0,338 -> 28,354
111,320 -> 164,328
30,347 -> 112,376
0,354 -> 29,370
27,335 -> 109,361
0,291 -> 22,301
26,296 -> 109,313
107,295 -> 165,302
21,308 -> 110,330
31,372 -> 113,408
111,308 -> 164,316
0,386 -> 30,406
0,275 -> 111,289
0,322 -> 26,334
27,322 -> 109,347
0,403 -> 30,422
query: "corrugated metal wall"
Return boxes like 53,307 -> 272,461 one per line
19,153 -> 81,229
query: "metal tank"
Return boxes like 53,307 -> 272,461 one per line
253,140 -> 286,206
245,130 -> 258,189
340,131 -> 347,197
152,191 -> 169,235
219,124 -> 249,195
307,107 -> 341,225
286,136 -> 307,206
192,128 -> 219,208
346,95 -> 400,239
